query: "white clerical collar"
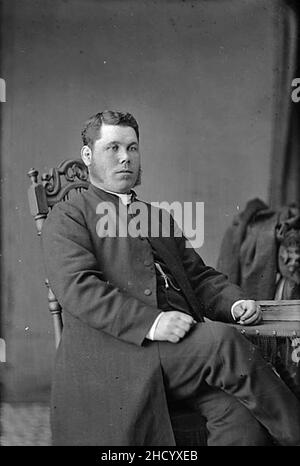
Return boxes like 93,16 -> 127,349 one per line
101,188 -> 133,205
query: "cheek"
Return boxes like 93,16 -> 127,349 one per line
93,157 -> 115,172
133,153 -> 141,166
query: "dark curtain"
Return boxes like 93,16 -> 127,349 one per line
269,0 -> 300,208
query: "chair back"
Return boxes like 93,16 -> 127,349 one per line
28,159 -> 89,347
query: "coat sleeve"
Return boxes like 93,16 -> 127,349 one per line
172,219 -> 249,323
41,202 -> 162,346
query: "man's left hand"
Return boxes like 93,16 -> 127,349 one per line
232,300 -> 262,326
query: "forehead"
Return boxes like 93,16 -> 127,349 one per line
96,124 -> 138,145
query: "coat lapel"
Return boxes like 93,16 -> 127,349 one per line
147,235 -> 204,321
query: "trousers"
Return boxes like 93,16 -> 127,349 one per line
157,320 -> 300,446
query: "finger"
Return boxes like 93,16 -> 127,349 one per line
178,313 -> 195,324
233,306 -> 246,319
239,312 -> 255,323
240,317 -> 260,326
238,310 -> 261,325
173,327 -> 186,339
256,311 -> 263,323
233,304 -> 250,320
242,311 -> 263,326
252,315 -> 262,325
239,303 -> 261,322
176,321 -> 193,333
168,334 -> 180,343
238,304 -> 257,322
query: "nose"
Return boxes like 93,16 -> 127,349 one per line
118,147 -> 131,164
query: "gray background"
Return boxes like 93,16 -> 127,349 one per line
1,0 -> 280,401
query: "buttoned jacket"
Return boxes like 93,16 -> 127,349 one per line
42,184 -> 245,445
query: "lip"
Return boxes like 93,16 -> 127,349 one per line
116,170 -> 133,174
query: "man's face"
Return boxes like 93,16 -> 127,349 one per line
83,124 -> 141,194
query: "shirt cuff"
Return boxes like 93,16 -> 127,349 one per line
231,300 -> 246,321
146,312 -> 164,340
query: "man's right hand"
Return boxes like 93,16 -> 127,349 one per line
153,311 -> 197,343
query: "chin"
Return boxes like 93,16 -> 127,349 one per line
114,183 -> 135,194
117,172 -> 141,193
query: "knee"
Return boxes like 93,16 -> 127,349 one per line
208,322 -> 240,345
206,322 -> 258,361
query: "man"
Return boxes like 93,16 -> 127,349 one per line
42,110 -> 300,446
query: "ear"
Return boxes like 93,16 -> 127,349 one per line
81,145 -> 92,166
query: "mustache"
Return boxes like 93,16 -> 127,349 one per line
88,163 -> 142,187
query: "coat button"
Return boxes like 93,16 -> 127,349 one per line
144,289 -> 152,296
144,259 -> 152,266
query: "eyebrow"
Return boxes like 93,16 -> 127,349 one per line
106,140 -> 138,146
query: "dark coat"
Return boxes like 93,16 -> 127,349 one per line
216,198 -> 278,299
42,184 -> 246,446
216,198 -> 300,300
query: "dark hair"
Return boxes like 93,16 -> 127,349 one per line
81,110 -> 139,149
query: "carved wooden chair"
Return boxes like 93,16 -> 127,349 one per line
27,159 -> 208,446
28,159 -> 89,347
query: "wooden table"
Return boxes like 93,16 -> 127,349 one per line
231,319 -> 300,400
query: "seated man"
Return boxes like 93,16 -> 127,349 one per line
42,110 -> 300,446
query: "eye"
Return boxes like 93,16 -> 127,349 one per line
129,145 -> 138,152
110,144 -> 119,152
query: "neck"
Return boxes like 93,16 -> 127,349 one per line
89,179 -> 131,195
103,187 -> 132,195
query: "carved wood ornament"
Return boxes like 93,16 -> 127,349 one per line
28,160 -> 90,346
